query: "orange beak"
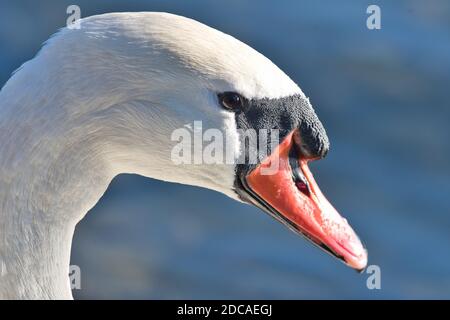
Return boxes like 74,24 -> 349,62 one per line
245,130 -> 367,270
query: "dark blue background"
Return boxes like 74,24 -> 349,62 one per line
1,0 -> 449,298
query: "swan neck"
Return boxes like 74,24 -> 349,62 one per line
0,103 -> 114,299
0,219 -> 75,299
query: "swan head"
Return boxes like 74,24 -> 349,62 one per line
31,12 -> 367,270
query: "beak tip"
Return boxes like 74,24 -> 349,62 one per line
346,248 -> 368,272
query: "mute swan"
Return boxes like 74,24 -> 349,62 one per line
0,12 -> 367,299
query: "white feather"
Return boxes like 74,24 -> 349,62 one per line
0,12 -> 302,299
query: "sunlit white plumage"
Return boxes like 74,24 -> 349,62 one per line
0,12 -> 303,299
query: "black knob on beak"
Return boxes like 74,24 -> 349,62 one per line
294,122 -> 330,160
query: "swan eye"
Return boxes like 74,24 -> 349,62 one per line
218,92 -> 245,111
